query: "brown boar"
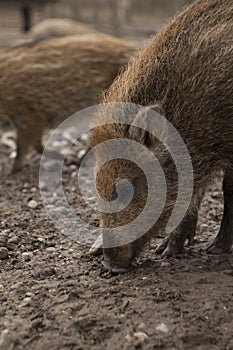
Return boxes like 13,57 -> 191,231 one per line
92,0 -> 233,272
0,33 -> 135,172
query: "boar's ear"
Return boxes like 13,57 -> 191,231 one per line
126,104 -> 166,147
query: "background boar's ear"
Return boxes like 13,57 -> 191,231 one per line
126,104 -> 166,147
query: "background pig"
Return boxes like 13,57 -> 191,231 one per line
92,0 -> 233,272
28,18 -> 96,41
0,33 -> 135,172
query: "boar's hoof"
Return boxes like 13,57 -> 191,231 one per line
102,260 -> 129,274
206,241 -> 232,254
156,230 -> 195,257
155,237 -> 169,255
155,237 -> 182,257
161,246 -> 179,258
89,235 -> 103,256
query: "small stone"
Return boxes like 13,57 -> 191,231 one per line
37,237 -> 46,243
125,332 -> 148,344
1,131 -> 16,150
7,236 -> 20,249
45,247 -> 56,253
69,165 -> 77,171
156,322 -> 169,333
51,139 -> 69,148
87,196 -> 96,204
0,247 -> 8,260
8,236 -> 19,244
22,252 -> 33,262
9,151 -> 17,159
30,187 -> 37,193
201,224 -> 209,229
19,297 -> 32,308
122,300 -> 129,310
138,322 -> 146,330
77,149 -> 86,160
28,200 -> 39,209
134,332 -> 148,343
161,261 -> 171,267
79,133 -> 89,144
125,334 -> 134,343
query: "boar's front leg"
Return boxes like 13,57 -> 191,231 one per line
91,211 -> 199,259
155,211 -> 198,257
207,171 -> 233,254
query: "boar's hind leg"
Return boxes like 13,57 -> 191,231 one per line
156,211 -> 198,257
12,127 -> 31,172
12,125 -> 43,172
207,172 -> 233,254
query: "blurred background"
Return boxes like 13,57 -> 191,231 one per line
0,0 -> 194,48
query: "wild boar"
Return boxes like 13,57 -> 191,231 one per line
0,33 -> 135,171
92,0 -> 233,272
28,18 -> 96,41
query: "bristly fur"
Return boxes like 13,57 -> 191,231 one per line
92,0 -> 233,270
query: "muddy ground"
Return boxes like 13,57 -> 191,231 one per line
0,126 -> 233,350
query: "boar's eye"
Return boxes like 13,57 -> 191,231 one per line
112,179 -> 135,205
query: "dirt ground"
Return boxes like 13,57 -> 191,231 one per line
1,126 -> 233,350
